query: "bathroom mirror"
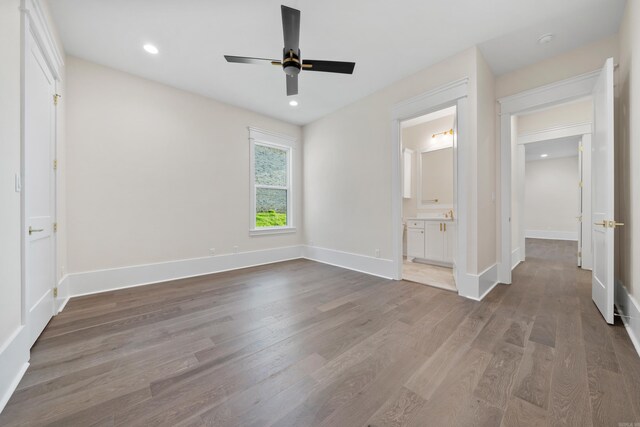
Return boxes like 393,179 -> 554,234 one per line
418,147 -> 454,208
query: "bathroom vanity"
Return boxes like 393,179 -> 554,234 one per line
406,217 -> 456,266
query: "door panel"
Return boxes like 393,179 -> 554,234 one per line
591,58 -> 615,324
25,29 -> 56,345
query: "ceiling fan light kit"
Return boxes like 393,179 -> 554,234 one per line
224,5 -> 356,96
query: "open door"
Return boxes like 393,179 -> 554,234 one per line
591,58 -> 618,324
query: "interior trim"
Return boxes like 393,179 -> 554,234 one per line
0,326 -> 29,414
615,279 -> 640,357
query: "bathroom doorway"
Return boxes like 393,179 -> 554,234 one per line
400,106 -> 457,292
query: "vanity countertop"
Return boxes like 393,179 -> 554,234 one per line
407,217 -> 454,222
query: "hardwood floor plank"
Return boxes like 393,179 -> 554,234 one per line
512,340 -> 555,409
473,341 -> 524,409
364,386 -> 426,427
528,311 -> 558,348
501,397 -> 548,427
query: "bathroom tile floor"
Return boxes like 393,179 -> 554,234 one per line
402,259 -> 457,292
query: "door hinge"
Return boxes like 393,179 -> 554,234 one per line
53,93 -> 61,106
579,144 -> 584,152
578,251 -> 582,258
53,222 -> 58,232
579,180 -> 583,188
53,287 -> 58,298
53,159 -> 57,170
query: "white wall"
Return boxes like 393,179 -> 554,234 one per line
524,156 -> 580,240
476,49 -> 497,272
65,57 -> 302,274
617,0 -> 640,306
518,99 -> 593,135
303,47 -> 494,277
0,0 -> 23,347
496,35 -> 619,99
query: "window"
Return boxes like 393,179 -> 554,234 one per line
249,128 -> 295,235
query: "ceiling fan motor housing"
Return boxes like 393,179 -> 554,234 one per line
283,48 -> 301,76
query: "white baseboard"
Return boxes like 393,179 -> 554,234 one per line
0,326 -> 29,414
302,245 -> 395,279
512,247 -> 522,270
615,280 -> 640,357
456,263 -> 499,301
67,246 -> 304,298
525,230 -> 578,241
55,275 -> 70,314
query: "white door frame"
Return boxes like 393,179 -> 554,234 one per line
515,123 -> 593,270
498,70 -> 600,284
391,78 -> 472,297
20,0 -> 64,327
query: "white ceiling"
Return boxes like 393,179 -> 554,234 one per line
525,136 -> 580,162
48,0 -> 626,125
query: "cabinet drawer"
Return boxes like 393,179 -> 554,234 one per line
407,220 -> 425,229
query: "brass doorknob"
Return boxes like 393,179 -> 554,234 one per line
594,220 -> 607,227
29,226 -> 44,235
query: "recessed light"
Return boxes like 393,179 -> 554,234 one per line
538,33 -> 554,45
143,44 -> 159,55
289,100 -> 298,107
540,153 -> 549,158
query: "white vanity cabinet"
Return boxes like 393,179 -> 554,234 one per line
407,219 -> 456,265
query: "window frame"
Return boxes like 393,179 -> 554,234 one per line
249,127 -> 296,235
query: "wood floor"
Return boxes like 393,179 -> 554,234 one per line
2,239 -> 639,426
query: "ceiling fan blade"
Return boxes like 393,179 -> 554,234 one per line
281,5 -> 300,52
224,55 -> 280,65
286,74 -> 298,96
302,60 -> 355,74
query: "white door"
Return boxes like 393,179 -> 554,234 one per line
25,29 -> 56,346
591,58 -> 616,324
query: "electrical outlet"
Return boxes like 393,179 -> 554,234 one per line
209,248 -> 216,256
375,249 -> 381,258
233,246 -> 239,254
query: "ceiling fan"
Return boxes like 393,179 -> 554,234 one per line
224,5 -> 356,96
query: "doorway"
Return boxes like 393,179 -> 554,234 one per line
510,97 -> 594,272
499,58 -> 617,324
400,107 -> 457,292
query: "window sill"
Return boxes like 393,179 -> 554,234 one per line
249,227 -> 297,236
